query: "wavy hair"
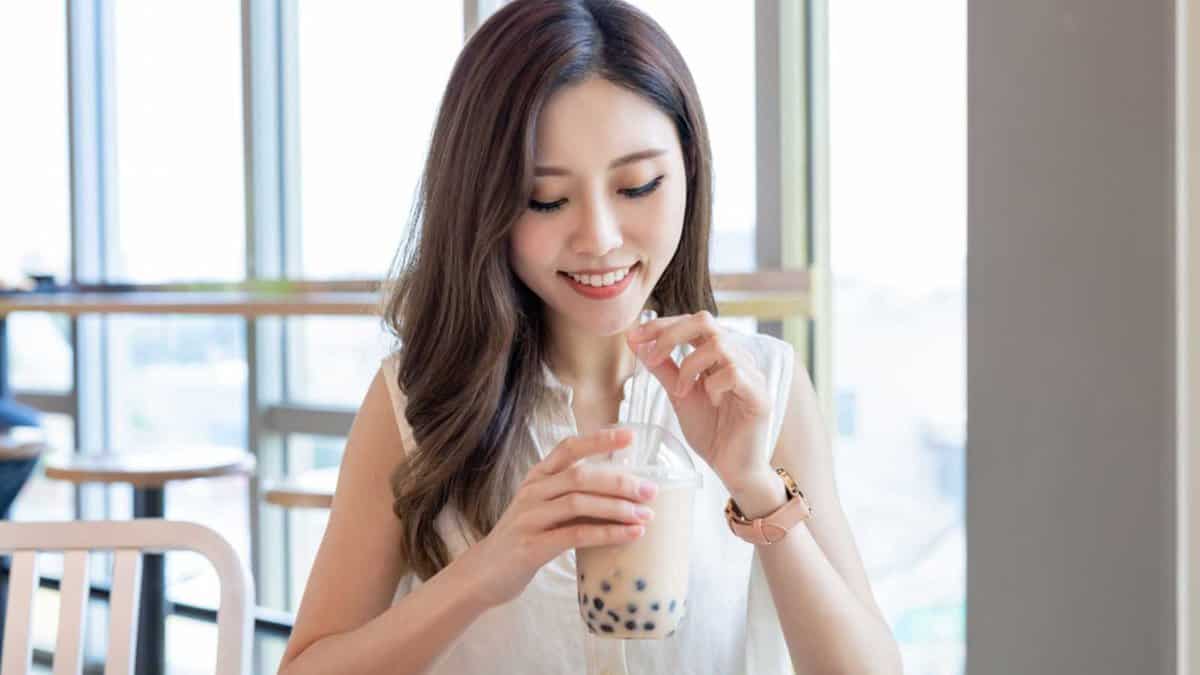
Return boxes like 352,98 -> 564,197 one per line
383,0 -> 716,581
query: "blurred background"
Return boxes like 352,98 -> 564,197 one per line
0,1 -> 965,673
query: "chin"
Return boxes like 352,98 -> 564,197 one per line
562,304 -> 637,336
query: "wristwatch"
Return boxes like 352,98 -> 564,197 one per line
724,466 -> 813,545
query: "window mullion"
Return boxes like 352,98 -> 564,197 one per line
242,0 -> 290,615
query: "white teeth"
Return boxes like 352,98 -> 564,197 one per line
567,264 -> 634,288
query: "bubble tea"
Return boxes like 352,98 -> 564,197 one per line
574,422 -> 702,640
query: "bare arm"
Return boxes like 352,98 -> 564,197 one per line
277,368 -> 489,675
729,355 -> 902,674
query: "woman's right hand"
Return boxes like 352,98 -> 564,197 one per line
462,427 -> 659,610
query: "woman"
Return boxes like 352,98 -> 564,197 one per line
279,1 -> 901,672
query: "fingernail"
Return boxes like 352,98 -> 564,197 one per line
638,480 -> 658,499
634,505 -> 655,520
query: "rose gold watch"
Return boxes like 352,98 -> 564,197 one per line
724,466 -> 813,545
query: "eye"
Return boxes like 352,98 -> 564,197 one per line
619,175 -> 665,198
529,198 -> 567,213
527,175 -> 665,214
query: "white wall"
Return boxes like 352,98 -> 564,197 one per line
969,1 -> 1177,673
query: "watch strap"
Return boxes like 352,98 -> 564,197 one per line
724,466 -> 812,545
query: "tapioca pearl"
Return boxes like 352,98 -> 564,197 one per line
593,598 -> 604,611
587,610 -> 596,620
634,578 -> 647,591
666,629 -> 676,637
601,580 -> 612,593
600,624 -> 615,633
643,622 -> 656,631
582,593 -> 588,605
587,622 -> 596,633
669,599 -> 677,613
624,620 -> 637,631
627,603 -> 637,614
607,610 -> 620,622
650,602 -> 660,612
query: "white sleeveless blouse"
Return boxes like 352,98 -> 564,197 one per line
380,329 -> 796,674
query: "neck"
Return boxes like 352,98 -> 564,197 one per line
544,313 -> 640,400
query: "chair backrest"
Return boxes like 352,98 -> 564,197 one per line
0,519 -> 253,675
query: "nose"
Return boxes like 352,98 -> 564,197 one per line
570,194 -> 624,258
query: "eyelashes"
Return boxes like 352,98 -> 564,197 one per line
528,175 -> 665,214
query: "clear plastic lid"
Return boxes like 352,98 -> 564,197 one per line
586,422 -> 702,489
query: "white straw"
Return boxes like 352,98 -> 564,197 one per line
635,309 -> 657,425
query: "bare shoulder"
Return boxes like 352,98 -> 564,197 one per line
279,366 -> 410,665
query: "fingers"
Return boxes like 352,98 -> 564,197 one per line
523,492 -> 655,532
526,461 -> 657,504
674,341 -> 725,398
543,521 -> 647,553
635,311 -> 720,367
527,427 -> 634,481
700,359 -> 740,407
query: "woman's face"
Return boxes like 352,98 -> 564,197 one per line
510,77 -> 687,337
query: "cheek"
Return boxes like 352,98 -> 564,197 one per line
510,216 -> 560,280
648,177 -> 687,253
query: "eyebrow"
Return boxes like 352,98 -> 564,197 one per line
534,148 -> 667,177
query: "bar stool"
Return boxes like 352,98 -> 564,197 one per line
42,446 -> 257,675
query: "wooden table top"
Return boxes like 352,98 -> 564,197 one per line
0,428 -> 50,460
0,291 -> 380,317
43,446 -> 256,487
0,289 -> 808,320
264,467 -> 337,509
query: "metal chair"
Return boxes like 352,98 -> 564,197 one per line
0,519 -> 253,675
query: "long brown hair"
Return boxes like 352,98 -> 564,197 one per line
383,0 -> 716,581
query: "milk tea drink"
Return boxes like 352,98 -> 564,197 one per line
573,423 -> 701,641
575,480 -> 694,638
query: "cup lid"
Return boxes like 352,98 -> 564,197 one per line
586,422 -> 702,488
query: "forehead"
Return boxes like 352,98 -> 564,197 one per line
534,77 -> 678,166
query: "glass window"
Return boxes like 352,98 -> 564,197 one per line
295,1 -> 463,280
9,313 -> 73,392
828,2 -> 966,674
111,1 -> 245,282
106,316 -> 247,449
287,317 -> 392,408
629,2 -> 757,272
103,316 -> 250,616
0,1 -> 71,281
285,434 -> 342,609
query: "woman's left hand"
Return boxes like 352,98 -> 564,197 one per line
626,310 -> 775,491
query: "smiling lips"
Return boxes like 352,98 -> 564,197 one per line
559,262 -> 640,299
563,263 -> 637,288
